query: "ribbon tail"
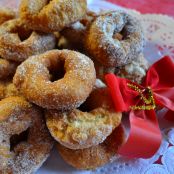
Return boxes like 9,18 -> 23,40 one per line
154,91 -> 174,111
118,110 -> 162,158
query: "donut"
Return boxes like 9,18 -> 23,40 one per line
0,81 -> 20,100
0,58 -> 18,79
116,53 -> 149,83
85,11 -> 145,67
46,87 -> 122,149
57,125 -> 125,169
19,0 -> 87,33
0,8 -> 16,25
61,11 -> 97,50
95,53 -> 149,84
13,49 -> 96,110
94,59 -> 116,81
0,19 -> 56,62
0,96 -> 54,173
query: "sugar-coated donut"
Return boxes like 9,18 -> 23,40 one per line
94,59 -> 116,81
0,19 -> 56,62
0,8 -> 16,25
116,53 -> 149,83
19,0 -> 87,33
95,53 -> 149,84
0,81 -> 20,100
46,87 -> 122,149
57,125 -> 125,169
85,11 -> 145,67
61,11 -> 97,50
0,96 -> 54,173
13,49 -> 96,110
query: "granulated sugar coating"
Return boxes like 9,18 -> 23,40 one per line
0,7 -> 16,25
61,11 -> 98,50
45,87 -> 122,150
0,96 -> 54,173
0,19 -> 56,62
117,53 -> 149,84
19,0 -> 87,33
0,0 -> 150,171
13,49 -> 96,110
85,11 -> 145,67
57,125 -> 125,170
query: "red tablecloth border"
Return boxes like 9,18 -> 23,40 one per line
107,0 -> 174,17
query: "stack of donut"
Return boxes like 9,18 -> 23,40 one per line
0,0 -> 148,173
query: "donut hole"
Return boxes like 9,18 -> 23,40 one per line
49,59 -> 65,82
78,92 -> 97,112
113,25 -> 130,41
113,32 -> 123,41
10,128 -> 29,151
78,102 -> 91,112
78,88 -> 109,112
11,26 -> 32,41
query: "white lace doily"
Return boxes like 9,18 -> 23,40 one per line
0,0 -> 174,174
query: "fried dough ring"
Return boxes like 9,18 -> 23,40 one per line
0,96 -> 54,173
0,58 -> 18,79
94,59 -> 116,81
116,53 -> 149,83
0,19 -> 56,62
0,8 -> 16,25
85,11 -> 145,67
61,11 -> 97,50
19,0 -> 87,33
46,87 -> 122,149
0,81 -> 20,100
13,50 -> 96,110
57,125 -> 125,169
95,53 -> 149,84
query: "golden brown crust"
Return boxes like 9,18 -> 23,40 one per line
0,81 -> 20,100
116,53 -> 149,84
19,0 -> 87,33
0,19 -> 56,62
0,96 -> 54,173
0,96 -> 31,122
0,8 -> 16,25
0,81 -> 6,99
85,11 -> 145,67
46,87 -> 122,149
13,49 -> 96,110
0,59 -> 18,79
95,53 -> 149,84
61,11 -> 97,50
94,59 -> 116,81
57,125 -> 125,169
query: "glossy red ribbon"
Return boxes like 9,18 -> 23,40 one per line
105,56 -> 174,158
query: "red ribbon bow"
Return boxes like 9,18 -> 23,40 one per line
105,56 -> 174,158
